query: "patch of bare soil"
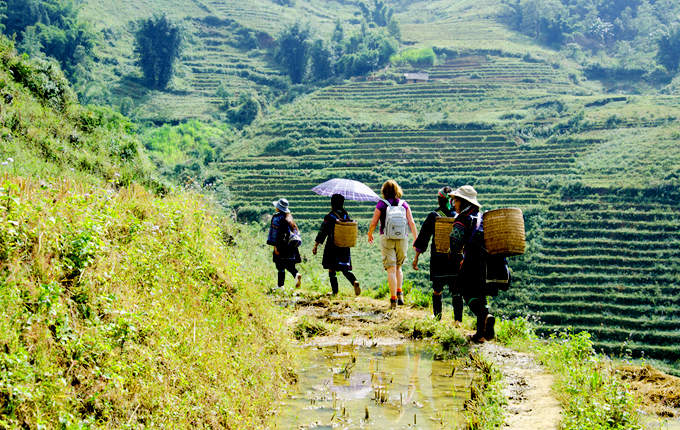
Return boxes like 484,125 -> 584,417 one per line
481,343 -> 562,430
287,296 -> 426,346
619,364 -> 680,418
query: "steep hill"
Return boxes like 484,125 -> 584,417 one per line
72,0 -> 680,362
216,52 -> 680,362
0,37 -> 293,427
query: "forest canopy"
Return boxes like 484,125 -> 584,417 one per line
502,0 -> 680,76
0,0 -> 96,84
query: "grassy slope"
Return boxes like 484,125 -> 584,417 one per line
0,38 -> 294,428
78,0 -> 359,122
78,0 -> 679,361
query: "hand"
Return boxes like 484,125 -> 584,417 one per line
367,232 -> 374,244
274,246 -> 280,255
312,245 -> 318,255
412,258 -> 419,271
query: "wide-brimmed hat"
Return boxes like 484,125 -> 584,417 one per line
272,198 -> 291,213
448,185 -> 481,208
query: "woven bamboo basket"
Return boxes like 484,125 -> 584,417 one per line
483,208 -> 525,256
434,217 -> 456,253
334,220 -> 358,248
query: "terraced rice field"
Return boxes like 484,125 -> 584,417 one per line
502,197 -> 680,359
219,124 -> 571,223
220,64 -> 680,359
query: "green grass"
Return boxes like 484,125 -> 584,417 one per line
0,175 -> 296,428
0,36 -> 297,427
497,317 -> 644,430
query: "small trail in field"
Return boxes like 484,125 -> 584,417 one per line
480,343 -> 562,430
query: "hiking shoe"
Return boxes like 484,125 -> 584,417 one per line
396,291 -> 404,305
484,314 -> 496,341
295,273 -> 302,288
353,281 -> 361,296
469,333 -> 486,343
390,298 -> 397,310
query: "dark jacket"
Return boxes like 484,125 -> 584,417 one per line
267,212 -> 301,263
315,209 -> 352,271
449,205 -> 493,296
413,207 -> 457,279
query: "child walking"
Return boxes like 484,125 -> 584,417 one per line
267,198 -> 302,290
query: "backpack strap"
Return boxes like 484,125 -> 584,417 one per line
330,210 -> 348,221
435,209 -> 447,217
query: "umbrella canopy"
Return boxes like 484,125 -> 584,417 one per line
311,178 -> 380,202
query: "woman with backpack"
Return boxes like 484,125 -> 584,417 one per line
448,186 -> 495,342
312,194 -> 361,296
267,198 -> 302,290
412,186 -> 465,323
367,180 -> 418,309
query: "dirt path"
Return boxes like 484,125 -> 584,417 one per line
481,343 -> 562,430
283,294 -> 564,428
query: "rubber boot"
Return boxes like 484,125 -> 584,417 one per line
432,293 -> 442,320
470,316 -> 486,343
485,314 -> 496,341
277,270 -> 286,288
329,273 -> 339,295
452,294 -> 464,324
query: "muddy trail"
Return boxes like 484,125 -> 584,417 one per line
279,294 -> 680,429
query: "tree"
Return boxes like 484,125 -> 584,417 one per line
134,14 -> 182,90
309,39 -> 333,81
519,0 -> 566,40
275,22 -> 312,84
0,1 -> 6,33
331,19 -> 344,44
227,93 -> 259,127
2,0 -> 96,83
656,25 -> 680,72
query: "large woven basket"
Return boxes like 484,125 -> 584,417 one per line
483,208 -> 525,256
434,217 -> 456,253
334,220 -> 358,248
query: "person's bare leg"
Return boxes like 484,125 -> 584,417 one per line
386,266 -> 398,298
396,265 -> 404,304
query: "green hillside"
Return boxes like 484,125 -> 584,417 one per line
215,55 -> 680,361
0,38 -> 293,428
4,0 -> 679,363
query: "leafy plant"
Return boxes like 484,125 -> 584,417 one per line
134,14 -> 183,90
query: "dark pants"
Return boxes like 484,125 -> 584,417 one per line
329,270 -> 357,293
276,261 -> 298,287
433,275 -> 464,321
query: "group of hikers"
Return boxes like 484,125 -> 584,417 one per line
267,179 -> 497,343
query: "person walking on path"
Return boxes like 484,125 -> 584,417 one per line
312,194 -> 361,296
267,198 -> 302,290
448,186 -> 495,342
367,180 -> 418,309
412,186 -> 464,322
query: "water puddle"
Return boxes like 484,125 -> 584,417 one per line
659,417 -> 680,430
274,341 -> 475,429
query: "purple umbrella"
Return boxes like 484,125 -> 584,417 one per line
311,178 -> 380,202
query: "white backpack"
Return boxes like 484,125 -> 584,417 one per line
381,199 -> 408,239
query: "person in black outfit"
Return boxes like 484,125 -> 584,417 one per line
448,186 -> 495,342
267,198 -> 302,290
312,194 -> 361,296
412,187 -> 464,322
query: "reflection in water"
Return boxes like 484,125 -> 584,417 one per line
660,418 -> 680,430
274,341 -> 475,429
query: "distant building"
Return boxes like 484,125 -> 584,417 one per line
404,72 -> 429,83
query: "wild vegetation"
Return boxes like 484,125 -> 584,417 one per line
0,37 -> 294,428
1,0 -> 680,426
